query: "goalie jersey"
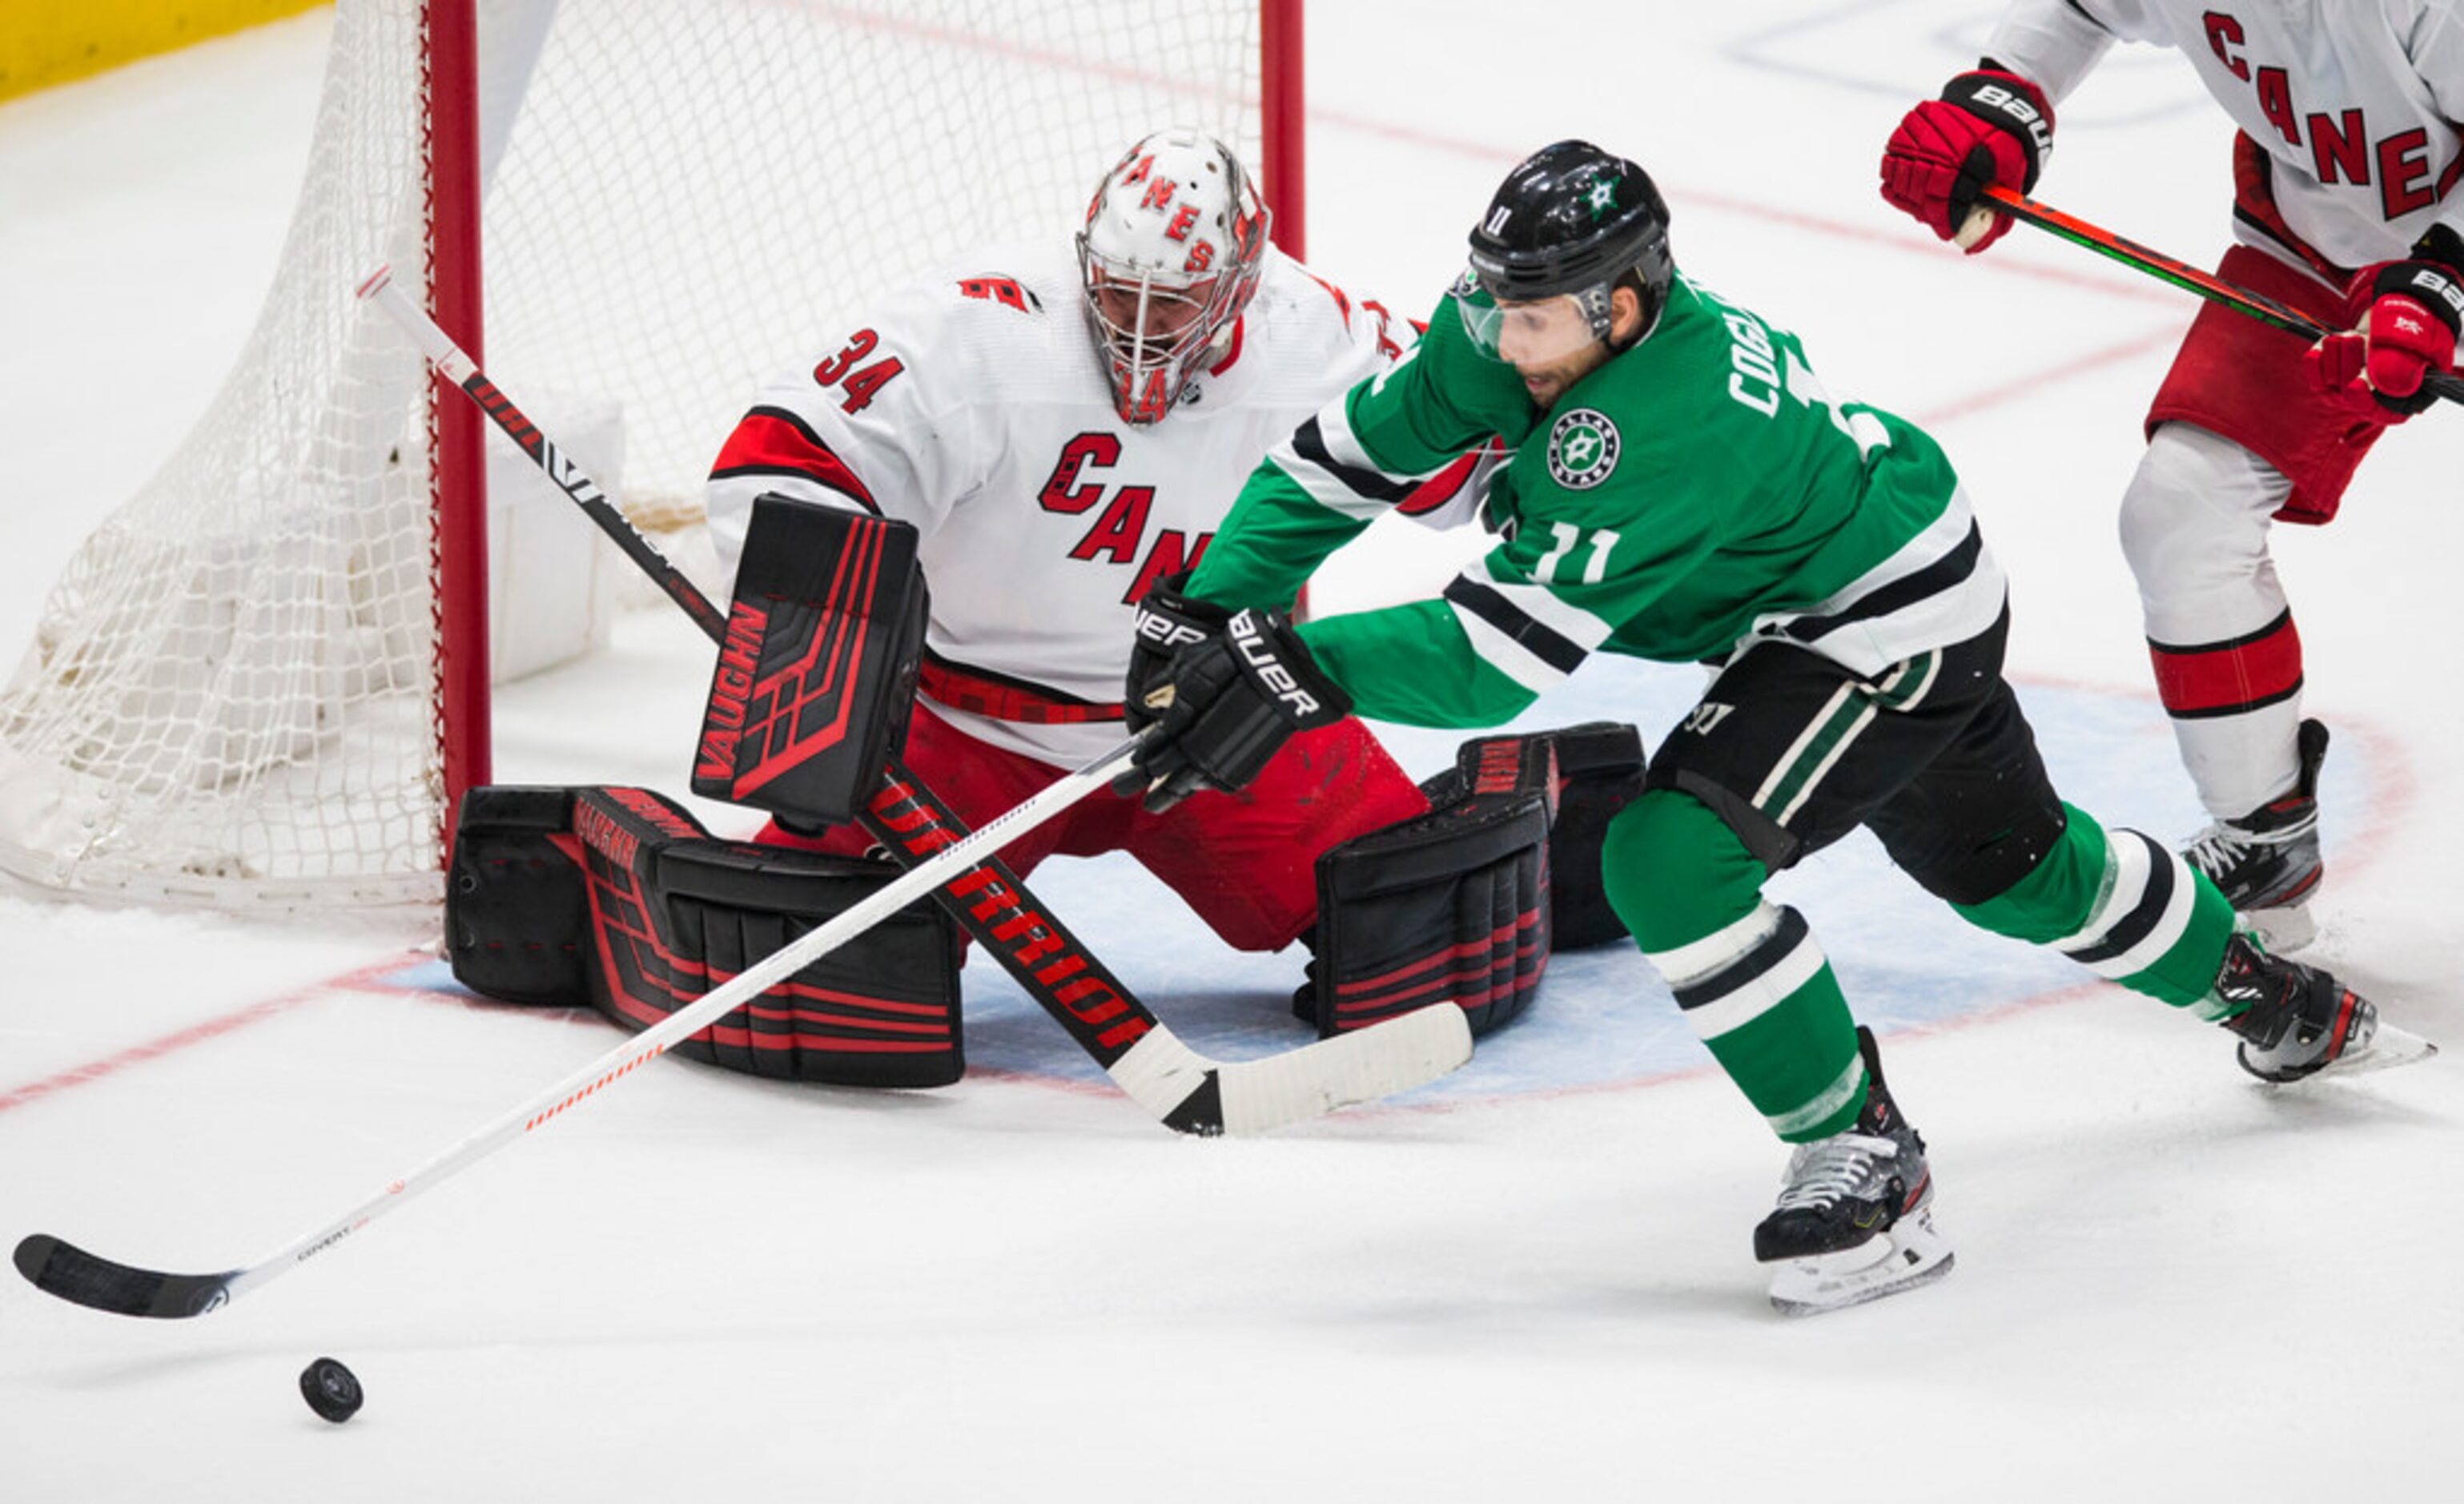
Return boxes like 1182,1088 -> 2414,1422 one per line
705,241 -> 1435,768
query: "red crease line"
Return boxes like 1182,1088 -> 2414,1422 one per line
0,954 -> 417,1116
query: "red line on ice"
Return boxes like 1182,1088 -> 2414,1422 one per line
0,954 -> 416,1116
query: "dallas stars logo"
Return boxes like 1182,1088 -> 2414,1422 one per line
1586,177 -> 1620,219
1547,408 -> 1620,489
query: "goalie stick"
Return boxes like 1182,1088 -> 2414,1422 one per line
1956,185 -> 2464,408
355,266 -> 1473,1132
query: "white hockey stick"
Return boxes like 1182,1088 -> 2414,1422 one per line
13,271 -> 1484,1319
15,734 -> 1139,1318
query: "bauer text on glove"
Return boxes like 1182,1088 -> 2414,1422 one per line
2305,259 -> 2464,421
1123,569 -> 1230,734
1879,66 -> 2053,254
1115,609 -> 1350,814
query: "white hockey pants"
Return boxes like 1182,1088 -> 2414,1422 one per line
2116,422 -> 2305,820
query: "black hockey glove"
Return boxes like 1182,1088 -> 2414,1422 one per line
1124,569 -> 1229,734
1115,608 -> 1351,814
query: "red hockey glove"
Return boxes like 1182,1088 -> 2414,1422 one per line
1879,68 -> 2055,254
2305,259 -> 2464,421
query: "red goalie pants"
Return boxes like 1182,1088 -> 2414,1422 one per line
758,702 -> 1430,953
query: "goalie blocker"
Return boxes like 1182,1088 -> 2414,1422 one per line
1304,722 -> 1644,1038
693,493 -> 929,824
448,785 -> 963,1088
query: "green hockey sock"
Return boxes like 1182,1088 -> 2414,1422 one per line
1955,802 -> 2236,1011
1609,792 -> 1865,1142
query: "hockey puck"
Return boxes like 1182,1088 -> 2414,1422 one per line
299,1357 -> 363,1423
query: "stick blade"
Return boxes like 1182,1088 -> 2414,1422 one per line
1216,1001 -> 1476,1136
14,1233 -> 237,1319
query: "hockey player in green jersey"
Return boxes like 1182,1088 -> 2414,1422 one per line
1117,140 -> 2427,1314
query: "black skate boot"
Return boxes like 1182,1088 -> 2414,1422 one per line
1755,1027 -> 1952,1315
2214,931 -> 2379,1082
2184,718 -> 2328,951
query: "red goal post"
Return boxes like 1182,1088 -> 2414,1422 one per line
0,0 -> 1304,911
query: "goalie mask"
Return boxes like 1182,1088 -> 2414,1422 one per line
1077,129 -> 1271,424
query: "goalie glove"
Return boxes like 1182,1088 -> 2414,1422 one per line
1879,66 -> 2055,253
1124,570 -> 1229,734
2305,257 -> 2464,420
1115,608 -> 1351,814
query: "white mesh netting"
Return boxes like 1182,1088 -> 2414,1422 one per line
0,0 -> 1268,909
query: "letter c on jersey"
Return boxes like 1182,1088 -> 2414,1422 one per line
1039,432 -> 1123,513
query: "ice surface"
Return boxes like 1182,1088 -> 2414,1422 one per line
2,6 -> 2457,1500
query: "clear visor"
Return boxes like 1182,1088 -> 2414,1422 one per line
1457,288 -> 1602,365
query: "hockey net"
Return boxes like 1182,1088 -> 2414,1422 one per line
0,0 -> 1288,910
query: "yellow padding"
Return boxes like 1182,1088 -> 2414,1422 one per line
2,1 -> 327,105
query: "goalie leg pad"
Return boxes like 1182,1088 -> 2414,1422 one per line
447,785 -> 596,1007
1408,721 -> 1646,952
693,494 -> 928,824
1308,734 -> 1557,1038
1540,720 -> 1647,949
448,784 -> 962,1088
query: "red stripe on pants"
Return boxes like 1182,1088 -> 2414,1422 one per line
2148,610 -> 2302,718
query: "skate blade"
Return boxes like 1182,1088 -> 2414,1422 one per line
2251,1020 -> 2441,1084
1767,1208 -> 1955,1317
2309,1020 -> 2438,1081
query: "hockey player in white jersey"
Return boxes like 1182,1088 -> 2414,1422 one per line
1879,1 -> 2464,948
700,130 -> 1594,1038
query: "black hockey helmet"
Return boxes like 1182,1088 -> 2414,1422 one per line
1462,140 -> 1673,348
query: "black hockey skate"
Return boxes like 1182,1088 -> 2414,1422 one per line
2185,718 -> 2328,951
1755,1027 -> 1952,1315
2212,931 -> 2418,1082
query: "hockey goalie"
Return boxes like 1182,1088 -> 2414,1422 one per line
442,130 -> 1644,1085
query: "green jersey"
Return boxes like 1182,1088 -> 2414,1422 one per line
1186,272 -> 2010,729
